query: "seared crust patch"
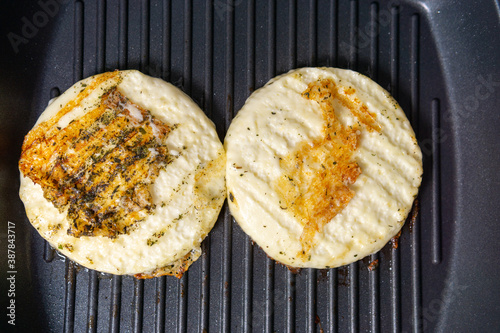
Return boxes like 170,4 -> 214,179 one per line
20,83 -> 173,238
274,79 -> 381,259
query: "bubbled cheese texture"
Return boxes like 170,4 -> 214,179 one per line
19,70 -> 226,275
225,67 -> 422,268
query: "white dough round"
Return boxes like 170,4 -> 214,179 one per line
225,67 -> 422,268
19,70 -> 226,276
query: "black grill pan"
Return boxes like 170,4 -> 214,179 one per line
1,0 -> 499,332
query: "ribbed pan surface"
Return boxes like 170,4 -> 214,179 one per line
5,0 -> 500,332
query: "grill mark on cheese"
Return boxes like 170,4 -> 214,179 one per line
274,79 -> 381,260
19,83 -> 174,238
357,144 -> 419,186
357,152 -> 416,206
21,71 -> 122,155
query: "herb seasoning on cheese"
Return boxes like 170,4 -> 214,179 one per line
19,70 -> 226,277
21,85 -> 173,238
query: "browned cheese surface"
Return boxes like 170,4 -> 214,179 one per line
273,79 -> 381,259
19,72 -> 173,238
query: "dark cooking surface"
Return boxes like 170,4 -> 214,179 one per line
1,0 -> 499,332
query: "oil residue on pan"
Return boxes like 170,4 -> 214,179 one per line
2,0 -> 500,332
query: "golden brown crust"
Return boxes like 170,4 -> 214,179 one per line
19,76 -> 173,238
367,259 -> 379,271
273,79 -> 382,260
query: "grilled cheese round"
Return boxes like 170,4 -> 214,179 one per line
19,70 -> 226,277
225,67 -> 422,268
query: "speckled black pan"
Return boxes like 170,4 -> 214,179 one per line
1,0 -> 499,332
